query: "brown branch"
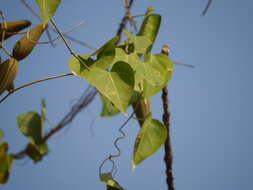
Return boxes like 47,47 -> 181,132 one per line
161,44 -> 175,190
13,86 -> 97,159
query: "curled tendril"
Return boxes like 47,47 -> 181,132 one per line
99,112 -> 134,176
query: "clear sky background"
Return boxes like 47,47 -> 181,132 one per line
1,0 -> 253,189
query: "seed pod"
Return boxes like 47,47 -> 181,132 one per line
0,20 -> 31,41
12,22 -> 47,61
0,58 -> 19,95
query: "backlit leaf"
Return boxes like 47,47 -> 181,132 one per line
17,112 -> 42,145
35,0 -> 62,23
90,36 -> 119,57
70,61 -> 134,113
133,114 -> 167,167
142,53 -> 173,98
100,172 -> 125,190
26,143 -> 49,163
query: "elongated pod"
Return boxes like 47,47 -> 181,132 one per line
137,14 -> 161,53
12,22 -> 47,61
133,14 -> 161,127
0,58 -> 19,95
0,20 -> 31,41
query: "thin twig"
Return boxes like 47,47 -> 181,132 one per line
20,0 -> 96,50
33,20 -> 85,45
161,44 -> 175,190
201,0 -> 213,16
0,73 -> 73,104
49,19 -> 90,70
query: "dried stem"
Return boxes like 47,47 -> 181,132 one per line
161,44 -> 175,190
14,86 -> 97,159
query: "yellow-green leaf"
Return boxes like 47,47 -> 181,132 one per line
100,94 -> 120,117
70,61 -> 135,113
17,112 -> 42,145
35,0 -> 62,23
100,172 -> 125,190
133,114 -> 167,167
137,14 -> 161,53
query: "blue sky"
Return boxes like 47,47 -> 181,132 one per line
1,0 -> 253,189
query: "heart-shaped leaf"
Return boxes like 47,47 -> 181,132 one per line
70,61 -> 134,113
17,112 -> 42,145
133,114 -> 167,167
35,0 -> 62,23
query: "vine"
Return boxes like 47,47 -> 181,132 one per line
0,0 -> 210,189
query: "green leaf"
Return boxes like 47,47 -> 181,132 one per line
100,172 -> 125,190
100,94 -> 120,117
142,53 -> 173,98
35,0 -> 62,23
123,30 -> 152,54
137,14 -> 161,53
0,143 -> 13,184
41,99 -> 46,124
17,112 -> 42,145
132,114 -> 167,167
26,143 -> 49,163
0,129 -> 4,140
70,61 -> 135,113
113,48 -> 144,92
69,54 -> 95,74
90,36 -> 119,57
